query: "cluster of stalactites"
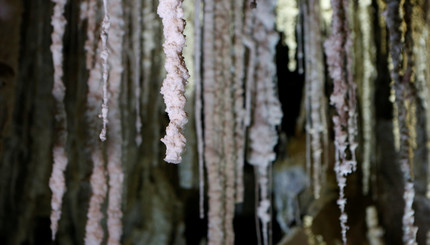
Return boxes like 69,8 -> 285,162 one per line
199,0 -> 246,243
247,1 -> 283,245
196,0 -> 284,244
324,0 -> 358,244
80,0 -> 126,244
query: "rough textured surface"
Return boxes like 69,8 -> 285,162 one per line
324,0 -> 358,243
385,0 -> 418,243
202,0 -> 224,243
2,1 -> 430,245
105,0 -> 125,243
158,0 -> 190,164
48,0 -> 68,240
247,1 -> 283,245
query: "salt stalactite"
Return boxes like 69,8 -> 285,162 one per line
132,0 -> 142,145
141,0 -> 155,113
233,0 -> 245,204
82,0 -> 97,70
83,5 -> 108,244
296,0 -> 304,74
365,206 -> 384,245
385,0 -> 418,244
303,0 -> 312,186
193,0 -> 205,218
99,0 -> 110,142
410,0 -> 430,199
158,0 -> 190,164
48,0 -> 68,240
303,0 -> 325,199
345,4 -> 358,167
214,0 -> 235,243
243,3 -> 256,130
105,0 -> 125,244
203,0 -> 224,243
324,0 -> 358,243
85,146 -> 107,245
276,0 -> 298,71
358,0 -> 376,195
248,1 -> 283,244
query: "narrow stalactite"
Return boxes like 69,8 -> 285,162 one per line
193,0 -> 205,219
83,0 -> 97,70
215,0 -> 237,241
158,0 -> 190,164
215,0 -> 235,242
142,0 -> 155,116
276,0 -> 298,71
83,5 -> 108,244
385,0 -> 418,244
358,0 -> 376,195
203,0 -> 224,243
324,0 -> 358,243
48,0 -> 68,240
248,1 -> 283,245
233,0 -> 246,204
412,1 -> 430,199
132,0 -> 142,145
303,0 -> 325,199
85,146 -> 107,245
105,1 -> 125,244
99,0 -> 110,142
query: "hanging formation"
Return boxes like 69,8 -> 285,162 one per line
45,0 -> 430,244
48,0 -> 68,240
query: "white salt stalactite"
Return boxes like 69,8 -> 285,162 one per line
99,0 -> 110,142
85,147 -> 107,245
83,8 -> 108,245
324,0 -> 358,243
49,0 -> 68,240
304,0 -> 325,199
276,0 -> 298,71
141,0 -> 155,114
233,0 -> 245,204
105,0 -> 125,244
243,1 -> 256,129
132,0 -> 142,145
345,0 -> 358,166
403,181 -> 418,245
203,0 -> 224,243
358,0 -> 376,195
248,1 -> 283,244
83,0 -> 97,70
193,0 -> 205,219
158,0 -> 190,164
214,0 -> 235,243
